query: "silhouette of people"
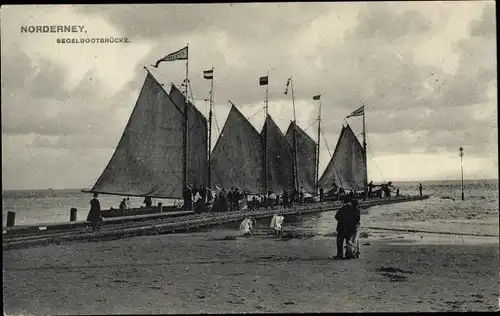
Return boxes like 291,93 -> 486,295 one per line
334,197 -> 351,259
86,193 -> 102,232
233,188 -> 240,210
368,181 -> 374,199
282,190 -> 289,208
345,200 -> 361,259
183,186 -> 193,210
119,198 -> 127,215
143,196 -> 152,208
419,183 -> 423,197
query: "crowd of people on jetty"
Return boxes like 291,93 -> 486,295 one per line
85,181 -> 424,233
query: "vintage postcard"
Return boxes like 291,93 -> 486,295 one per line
2,2 -> 498,314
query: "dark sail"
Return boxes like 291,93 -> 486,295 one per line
211,104 -> 263,193
90,72 -> 184,198
169,84 -> 208,188
319,124 -> 366,191
262,115 -> 295,194
285,122 -> 317,193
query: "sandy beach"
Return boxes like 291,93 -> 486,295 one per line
3,229 -> 499,314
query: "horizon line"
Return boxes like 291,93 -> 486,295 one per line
2,178 -> 498,192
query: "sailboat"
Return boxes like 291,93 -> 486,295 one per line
210,102 -> 263,194
284,122 -> 317,194
84,46 -> 210,217
319,124 -> 366,194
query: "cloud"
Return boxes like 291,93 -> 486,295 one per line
468,4 -> 495,37
1,3 -> 497,190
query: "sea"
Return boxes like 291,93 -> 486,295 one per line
2,180 -> 499,240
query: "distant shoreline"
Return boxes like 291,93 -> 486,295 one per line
2,178 -> 499,193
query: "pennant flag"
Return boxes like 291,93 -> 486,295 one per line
284,77 -> 291,95
203,69 -> 213,79
152,46 -> 188,68
259,76 -> 269,86
313,94 -> 321,100
346,105 -> 364,118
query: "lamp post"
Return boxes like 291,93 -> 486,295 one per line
459,147 -> 464,201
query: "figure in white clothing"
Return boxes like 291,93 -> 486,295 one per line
270,214 -> 284,236
240,217 -> 255,236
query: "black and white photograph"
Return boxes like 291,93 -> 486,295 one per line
2,2 -> 498,314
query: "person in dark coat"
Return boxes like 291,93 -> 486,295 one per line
345,199 -> 361,259
234,188 -> 240,210
143,196 -> 152,208
368,181 -> 374,199
119,198 -> 127,215
228,188 -> 234,211
183,186 -> 193,210
282,190 -> 289,208
334,197 -> 351,259
87,193 -> 102,232
419,183 -> 423,197
219,192 -> 229,212
319,187 -> 324,202
199,185 -> 207,203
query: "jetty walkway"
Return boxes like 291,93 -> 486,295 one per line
3,195 -> 429,250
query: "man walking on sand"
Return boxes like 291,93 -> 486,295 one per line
334,197 -> 351,259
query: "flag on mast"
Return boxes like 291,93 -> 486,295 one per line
313,94 -> 321,100
284,77 -> 291,95
203,69 -> 214,79
346,105 -> 364,118
259,76 -> 269,86
152,46 -> 188,68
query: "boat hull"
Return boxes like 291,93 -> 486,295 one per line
101,205 -> 180,218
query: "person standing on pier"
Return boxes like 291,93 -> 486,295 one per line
86,193 -> 102,232
143,196 -> 152,208
367,181 -> 374,199
119,198 -> 127,215
183,186 -> 193,210
234,188 -> 241,210
282,190 -> 289,208
199,185 -> 207,203
228,188 -> 234,211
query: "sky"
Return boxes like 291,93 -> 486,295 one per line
1,2 -> 497,190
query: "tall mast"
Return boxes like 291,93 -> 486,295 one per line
263,71 -> 269,197
315,95 -> 322,193
182,43 -> 189,189
207,67 -> 214,190
290,77 -> 299,191
362,103 -> 368,199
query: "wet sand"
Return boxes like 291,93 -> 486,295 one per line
3,230 -> 499,314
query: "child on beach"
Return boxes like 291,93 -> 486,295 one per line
270,214 -> 284,236
240,216 -> 255,236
